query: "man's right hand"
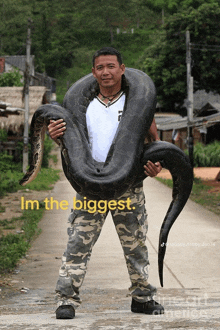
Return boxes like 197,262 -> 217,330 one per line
48,119 -> 66,144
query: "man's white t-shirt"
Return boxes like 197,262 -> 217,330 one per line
86,93 -> 125,162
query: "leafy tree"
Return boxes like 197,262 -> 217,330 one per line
0,69 -> 23,86
0,0 -> 163,78
0,0 -> 31,55
73,0 -> 135,43
137,3 -> 220,114
143,0 -> 218,14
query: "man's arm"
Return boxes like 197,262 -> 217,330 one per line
143,118 -> 162,177
148,118 -> 160,141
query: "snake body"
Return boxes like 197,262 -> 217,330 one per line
20,68 -> 193,286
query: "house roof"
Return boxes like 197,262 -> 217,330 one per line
182,90 -> 220,114
4,55 -> 35,73
155,109 -> 220,131
198,102 -> 220,116
193,90 -> 220,111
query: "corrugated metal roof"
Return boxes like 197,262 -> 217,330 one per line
199,102 -> 220,114
156,112 -> 220,130
183,89 -> 220,112
4,55 -> 35,73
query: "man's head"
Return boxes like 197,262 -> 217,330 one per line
92,47 -> 123,67
92,47 -> 125,92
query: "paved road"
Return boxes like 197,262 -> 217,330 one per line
0,154 -> 220,329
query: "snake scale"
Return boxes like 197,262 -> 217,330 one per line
20,68 -> 193,286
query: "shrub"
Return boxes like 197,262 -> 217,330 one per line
0,145 -> 59,197
185,141 -> 220,167
0,171 -> 21,197
0,206 -> 44,272
0,69 -> 23,87
0,234 -> 29,271
0,129 -> 8,142
0,153 -> 21,172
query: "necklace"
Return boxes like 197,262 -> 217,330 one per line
99,89 -> 122,102
97,91 -> 124,108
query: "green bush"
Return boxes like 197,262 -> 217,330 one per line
185,141 -> 220,167
0,234 -> 29,271
0,69 -> 23,87
0,153 -> 21,172
0,170 -> 21,197
0,154 -> 22,197
0,167 -> 59,198
0,206 -> 44,272
0,129 -> 8,142
0,151 -> 59,197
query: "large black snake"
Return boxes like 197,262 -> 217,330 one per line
20,68 -> 193,286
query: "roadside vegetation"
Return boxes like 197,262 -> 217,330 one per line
186,141 -> 220,168
157,176 -> 220,217
0,131 -> 60,273
0,206 -> 45,272
156,142 -> 220,217
0,133 -> 58,198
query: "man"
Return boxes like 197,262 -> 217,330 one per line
48,47 -> 164,319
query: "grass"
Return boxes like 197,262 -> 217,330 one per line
156,177 -> 220,217
0,205 -> 44,272
0,168 -> 60,198
0,132 -> 60,273
0,166 -> 60,273
0,203 -> 5,213
20,168 -> 60,191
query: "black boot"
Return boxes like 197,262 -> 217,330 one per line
131,299 -> 164,315
56,305 -> 75,319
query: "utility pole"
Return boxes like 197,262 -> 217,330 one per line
162,9 -> 164,25
186,30 -> 194,168
23,19 -> 32,173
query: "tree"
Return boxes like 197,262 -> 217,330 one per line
142,0 -> 218,15
30,0 -> 78,76
138,3 -> 220,114
73,0 -> 136,43
0,0 -> 31,55
0,69 -> 23,87
0,0 -> 165,78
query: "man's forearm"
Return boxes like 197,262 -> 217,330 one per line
148,118 -> 160,141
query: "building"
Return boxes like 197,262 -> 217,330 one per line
0,55 -> 56,102
156,91 -> 220,150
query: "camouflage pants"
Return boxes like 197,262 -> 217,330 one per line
55,186 -> 157,309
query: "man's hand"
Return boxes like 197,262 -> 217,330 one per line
144,161 -> 162,177
48,119 -> 66,144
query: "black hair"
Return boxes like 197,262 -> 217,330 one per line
92,47 -> 123,67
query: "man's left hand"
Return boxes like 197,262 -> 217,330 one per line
144,161 -> 162,177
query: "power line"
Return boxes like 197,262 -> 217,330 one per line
190,43 -> 220,52
191,48 -> 220,52
191,43 -> 220,48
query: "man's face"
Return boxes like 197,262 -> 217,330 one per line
92,55 -> 125,90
